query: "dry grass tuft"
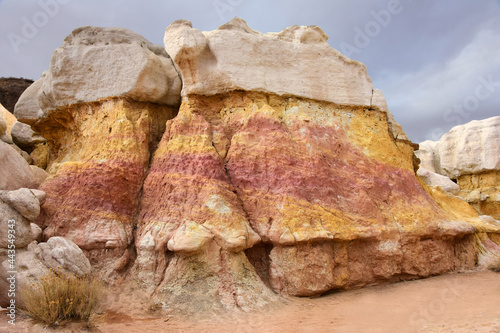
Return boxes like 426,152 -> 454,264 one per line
20,268 -> 103,327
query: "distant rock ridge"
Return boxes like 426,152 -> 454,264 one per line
4,19 -> 499,312
0,77 -> 33,113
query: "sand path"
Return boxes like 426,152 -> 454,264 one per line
2,270 -> 499,333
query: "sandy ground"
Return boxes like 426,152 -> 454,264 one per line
1,270 -> 499,333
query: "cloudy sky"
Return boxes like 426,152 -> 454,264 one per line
1,0 -> 499,142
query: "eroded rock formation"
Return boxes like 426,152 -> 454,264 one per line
19,27 -> 181,279
417,117 -> 500,219
7,19 -> 499,311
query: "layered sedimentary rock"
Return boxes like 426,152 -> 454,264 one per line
417,117 -> 500,219
130,18 -> 496,304
11,19 -> 499,311
22,27 -> 181,278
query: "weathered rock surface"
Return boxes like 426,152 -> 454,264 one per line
27,27 -> 184,279
0,140 -> 37,190
17,20 -> 499,312
0,238 -> 91,299
417,167 -> 460,195
38,26 -> 181,111
437,117 -> 500,179
164,18 -> 373,107
0,188 -> 45,248
35,98 -> 176,278
30,165 -> 49,187
416,140 -> 442,174
416,117 -> 500,219
133,89 -> 487,298
0,188 -> 42,221
37,236 -> 92,277
13,78 -> 44,126
11,121 -> 46,151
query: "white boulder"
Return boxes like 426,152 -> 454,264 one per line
38,26 -> 182,111
437,116 -> 500,178
417,167 -> 460,195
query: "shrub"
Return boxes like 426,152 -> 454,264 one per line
20,268 -> 103,327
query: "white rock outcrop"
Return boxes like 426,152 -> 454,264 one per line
417,167 -> 460,195
37,237 -> 92,277
31,26 -> 182,113
437,117 -> 500,179
416,116 -> 500,219
164,18 -> 374,106
11,121 -> 46,150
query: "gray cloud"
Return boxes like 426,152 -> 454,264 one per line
1,0 -> 499,143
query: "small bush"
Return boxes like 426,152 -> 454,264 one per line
20,268 -> 102,327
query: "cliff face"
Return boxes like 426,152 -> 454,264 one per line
11,19 -> 499,310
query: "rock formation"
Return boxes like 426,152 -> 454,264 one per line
20,27 -> 182,279
417,117 -> 500,220
6,19 -> 499,312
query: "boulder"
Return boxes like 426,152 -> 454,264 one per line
0,140 -> 37,190
0,238 -> 91,297
164,18 -> 373,106
13,78 -> 44,126
437,117 -> 500,179
38,26 -> 181,112
417,167 -> 460,195
31,223 -> 42,242
0,199 -> 35,249
36,237 -> 92,277
0,188 -> 43,221
30,165 -> 49,187
415,140 -> 442,174
416,117 -> 500,219
11,121 -> 46,151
